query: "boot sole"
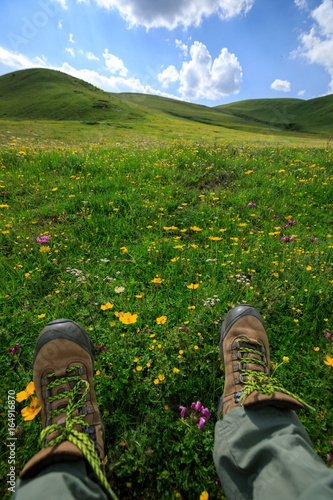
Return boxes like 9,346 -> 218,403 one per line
33,318 -> 95,368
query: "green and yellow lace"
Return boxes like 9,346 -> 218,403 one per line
39,366 -> 118,500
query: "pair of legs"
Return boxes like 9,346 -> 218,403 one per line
13,306 -> 333,499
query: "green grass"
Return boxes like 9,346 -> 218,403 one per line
216,96 -> 333,135
1,68 -> 333,138
0,127 -> 333,499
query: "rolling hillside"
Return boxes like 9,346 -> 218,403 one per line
0,68 -> 332,137
215,96 -> 333,135
0,68 -> 147,122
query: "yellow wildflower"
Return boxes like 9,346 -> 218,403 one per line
21,397 -> 41,421
101,302 -> 114,310
119,312 -> 138,325
187,283 -> 199,289
324,355 -> 333,367
156,316 -> 167,325
16,382 -> 35,402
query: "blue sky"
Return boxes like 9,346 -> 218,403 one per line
0,0 -> 333,105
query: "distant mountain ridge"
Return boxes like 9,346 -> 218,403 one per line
0,68 -> 332,136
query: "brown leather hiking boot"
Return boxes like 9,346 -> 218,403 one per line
19,319 -> 111,493
217,304 -> 305,418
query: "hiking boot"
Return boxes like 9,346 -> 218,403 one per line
19,319 -> 110,493
217,304 -> 305,418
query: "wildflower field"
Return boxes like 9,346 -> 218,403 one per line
1,131 -> 333,499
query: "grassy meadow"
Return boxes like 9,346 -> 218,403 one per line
1,124 -> 333,499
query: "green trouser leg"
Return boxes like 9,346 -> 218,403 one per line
213,406 -> 333,500
12,460 -> 107,500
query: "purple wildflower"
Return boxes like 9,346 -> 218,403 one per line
36,236 -> 50,244
273,215 -> 280,218
198,417 -> 206,430
191,401 -> 202,412
8,343 -> 20,355
179,406 -> 187,418
325,332 -> 331,339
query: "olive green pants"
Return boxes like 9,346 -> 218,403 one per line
213,406 -> 333,499
13,407 -> 333,499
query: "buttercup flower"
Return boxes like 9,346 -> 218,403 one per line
187,283 -> 199,289
21,397 -> 41,421
16,382 -> 35,402
101,302 -> 114,310
16,382 -> 41,421
119,312 -> 138,325
324,355 -> 333,367
156,316 -> 167,325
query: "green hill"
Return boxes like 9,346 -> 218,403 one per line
113,92 -> 265,132
0,68 -> 147,122
0,68 -> 332,137
215,96 -> 333,135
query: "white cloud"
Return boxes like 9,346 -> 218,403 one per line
65,47 -> 75,57
178,42 -> 242,99
103,49 -> 128,76
175,39 -> 188,57
158,65 -> 179,88
87,51 -> 99,61
58,21 -> 63,29
0,46 -> 39,70
69,33 -> 75,43
270,79 -> 291,92
293,0 -> 333,93
54,0 -> 67,8
298,89 -> 306,96
92,0 -> 255,29
294,0 -> 308,10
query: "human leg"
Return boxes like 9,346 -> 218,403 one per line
213,305 -> 333,500
14,319 -> 116,499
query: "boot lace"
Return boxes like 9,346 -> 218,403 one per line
39,366 -> 118,500
234,340 -> 314,411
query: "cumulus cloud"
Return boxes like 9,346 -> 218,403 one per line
158,65 -> 180,88
0,46 -> 180,99
270,79 -> 291,92
103,49 -> 128,76
69,33 -> 75,43
0,46 -> 38,70
298,89 -> 306,96
293,0 -> 333,93
93,0 -> 254,29
177,42 -> 242,99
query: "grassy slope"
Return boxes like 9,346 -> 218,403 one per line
0,68 -> 147,122
0,68 -> 332,138
215,96 -> 333,135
